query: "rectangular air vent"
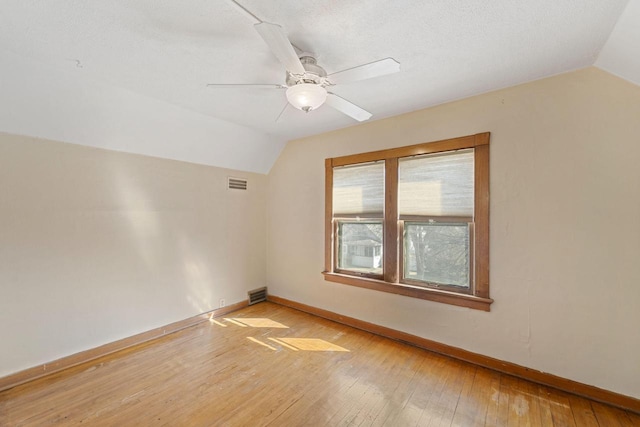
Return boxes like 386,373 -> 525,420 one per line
248,287 -> 267,305
228,177 -> 247,190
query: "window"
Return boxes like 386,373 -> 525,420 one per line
324,133 -> 491,311
337,221 -> 383,276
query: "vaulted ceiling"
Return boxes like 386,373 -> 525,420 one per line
1,0 -> 637,173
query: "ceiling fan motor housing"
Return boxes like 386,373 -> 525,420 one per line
286,56 -> 327,86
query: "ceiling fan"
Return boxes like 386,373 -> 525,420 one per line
208,0 -> 401,122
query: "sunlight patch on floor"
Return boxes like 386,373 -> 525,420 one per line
277,338 -> 349,352
247,337 -> 277,351
268,338 -> 299,351
225,318 -> 289,328
246,337 -> 349,352
209,319 -> 227,327
223,318 -> 248,327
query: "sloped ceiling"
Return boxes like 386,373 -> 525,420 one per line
596,0 -> 640,86
0,0 -> 636,173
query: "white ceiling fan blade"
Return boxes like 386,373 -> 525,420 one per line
326,92 -> 372,122
206,83 -> 286,89
327,58 -> 400,85
225,0 -> 261,24
226,1 -> 304,55
254,22 -> 305,75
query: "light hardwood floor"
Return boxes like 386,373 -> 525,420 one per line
1,302 -> 638,426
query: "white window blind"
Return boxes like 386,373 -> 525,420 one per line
398,149 -> 474,217
333,162 -> 384,217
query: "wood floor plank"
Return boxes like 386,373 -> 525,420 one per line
494,375 -> 513,426
546,387 -> 578,427
450,366 -> 495,426
567,394 -> 599,427
450,367 -> 480,426
520,376 -> 545,427
481,367 -> 503,426
1,302 -> 637,426
371,350 -> 448,427
346,346 -> 426,426
502,375 -> 527,426
537,385 -> 556,427
320,336 -> 398,425
422,359 -> 471,426
592,400 -> 637,426
504,376 -> 545,427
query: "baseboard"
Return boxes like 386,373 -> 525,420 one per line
267,294 -> 640,415
0,300 -> 247,393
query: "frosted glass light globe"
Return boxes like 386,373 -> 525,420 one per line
286,83 -> 327,112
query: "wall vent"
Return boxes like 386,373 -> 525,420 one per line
228,177 -> 248,190
248,287 -> 267,305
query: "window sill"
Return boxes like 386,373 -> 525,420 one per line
322,272 -> 493,312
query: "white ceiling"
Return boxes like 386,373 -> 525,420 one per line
0,0 -> 637,173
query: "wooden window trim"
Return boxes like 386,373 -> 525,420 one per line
324,132 -> 492,311
384,158 -> 398,283
322,272 -> 493,311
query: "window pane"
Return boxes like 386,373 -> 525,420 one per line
403,223 -> 470,288
399,149 -> 474,217
333,162 -> 384,217
337,222 -> 383,275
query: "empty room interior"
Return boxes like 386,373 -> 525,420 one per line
1,1 -> 639,425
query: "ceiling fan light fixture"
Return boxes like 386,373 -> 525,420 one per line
286,83 -> 327,112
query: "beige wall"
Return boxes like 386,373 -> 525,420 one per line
266,67 -> 640,398
0,133 -> 266,377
